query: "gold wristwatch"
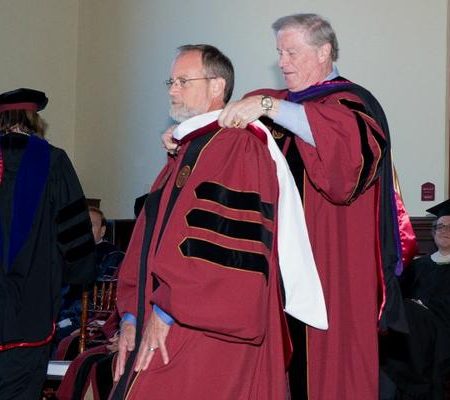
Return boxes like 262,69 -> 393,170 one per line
261,95 -> 273,115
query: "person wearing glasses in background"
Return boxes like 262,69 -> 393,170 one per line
380,199 -> 450,399
110,44 -> 326,400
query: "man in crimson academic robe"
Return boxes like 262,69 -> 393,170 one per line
217,13 -> 410,400
110,44 -> 327,400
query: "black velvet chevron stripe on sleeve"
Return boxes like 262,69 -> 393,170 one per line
179,238 -> 268,278
186,209 -> 273,249
65,240 -> 95,263
339,98 -> 369,115
195,182 -> 274,221
339,98 -> 387,200
351,112 -> 375,197
57,218 -> 92,245
56,197 -> 95,262
56,197 -> 88,224
339,98 -> 387,151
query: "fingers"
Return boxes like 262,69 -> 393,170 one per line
134,310 -> 172,372
115,310 -> 172,377
218,96 -> 263,128
114,343 -> 127,381
138,343 -> 168,371
134,316 -> 155,372
134,341 -> 155,372
123,324 -> 136,352
159,341 -> 170,365
218,101 -> 245,128
140,345 -> 157,371
113,323 -> 136,382
161,124 -> 179,154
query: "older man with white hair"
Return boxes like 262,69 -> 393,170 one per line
219,13 -> 410,400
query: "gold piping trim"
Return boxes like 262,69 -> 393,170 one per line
124,369 -> 142,400
190,128 -> 223,176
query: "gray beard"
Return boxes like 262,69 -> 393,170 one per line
169,104 -> 204,123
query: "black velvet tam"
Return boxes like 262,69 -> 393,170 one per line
427,199 -> 450,218
0,88 -> 48,112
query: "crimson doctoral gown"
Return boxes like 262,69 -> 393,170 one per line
248,82 -> 394,400
115,124 -> 289,399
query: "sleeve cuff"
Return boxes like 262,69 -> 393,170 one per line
273,100 -> 316,146
120,312 -> 137,326
153,304 -> 175,325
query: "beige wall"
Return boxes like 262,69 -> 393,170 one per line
74,0 -> 448,218
0,0 -> 79,157
1,0 -> 448,218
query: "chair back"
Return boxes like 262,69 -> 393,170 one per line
78,278 -> 118,353
78,249 -> 124,353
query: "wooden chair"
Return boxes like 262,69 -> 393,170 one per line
79,278 -> 118,353
78,249 -> 124,353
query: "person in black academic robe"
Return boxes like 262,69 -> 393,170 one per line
0,88 -> 96,400
54,206 -> 123,350
380,200 -> 450,400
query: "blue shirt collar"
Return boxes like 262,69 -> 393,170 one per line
325,65 -> 339,81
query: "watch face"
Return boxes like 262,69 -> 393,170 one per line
262,96 -> 273,110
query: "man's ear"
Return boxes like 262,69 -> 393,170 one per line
318,43 -> 332,63
211,77 -> 226,100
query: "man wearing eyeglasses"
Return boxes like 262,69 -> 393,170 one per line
381,199 -> 450,399
110,44 -> 326,400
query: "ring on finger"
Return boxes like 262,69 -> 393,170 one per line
148,346 -> 158,352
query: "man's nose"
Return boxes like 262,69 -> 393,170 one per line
168,84 -> 180,95
278,54 -> 288,69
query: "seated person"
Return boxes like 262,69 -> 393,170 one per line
55,209 -> 134,398
54,207 -> 124,352
89,206 -> 124,280
380,199 -> 450,400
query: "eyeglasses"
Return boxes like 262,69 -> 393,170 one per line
433,223 -> 450,233
164,77 -> 216,89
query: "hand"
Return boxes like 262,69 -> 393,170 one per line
113,322 -> 136,382
161,125 -> 179,155
134,310 -> 171,372
218,96 -> 269,129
